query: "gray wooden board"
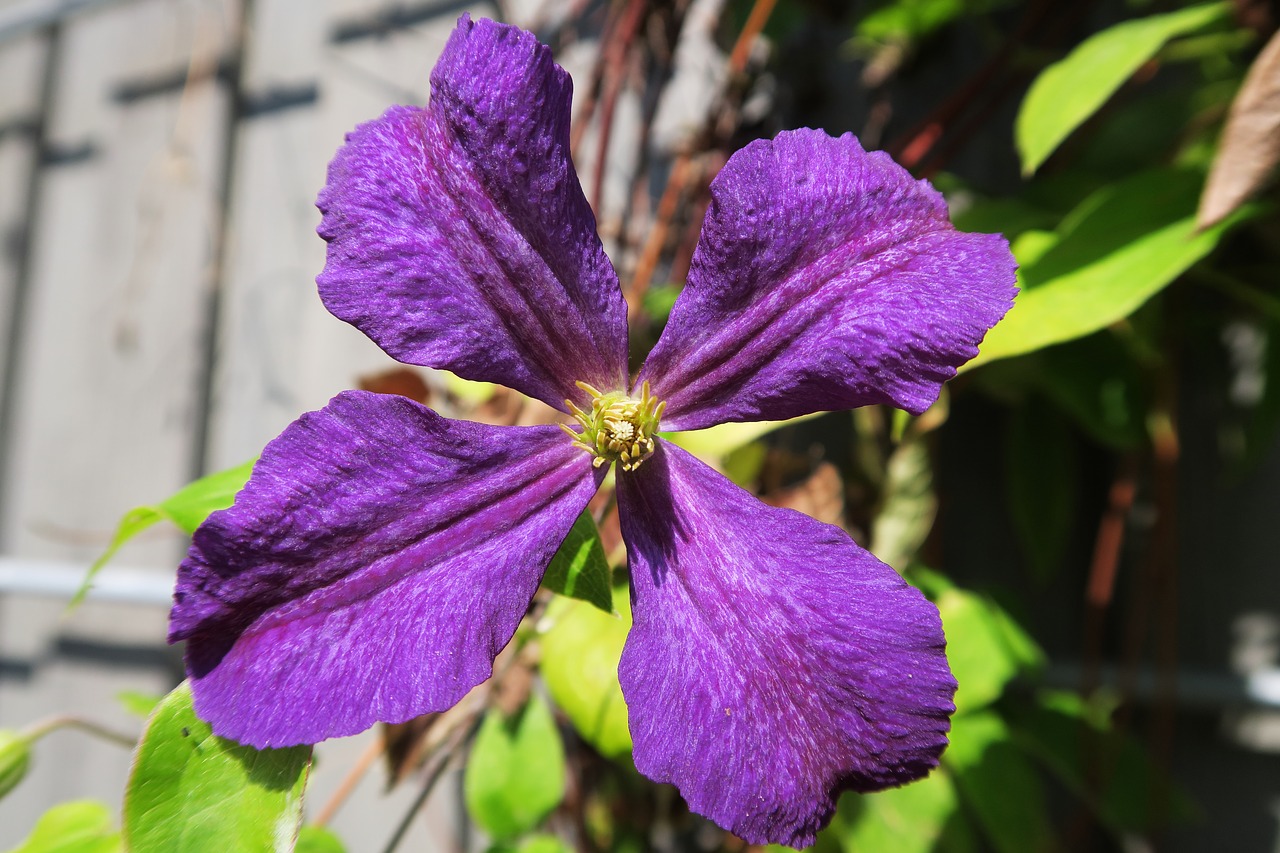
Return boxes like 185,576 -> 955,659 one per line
0,0 -> 233,844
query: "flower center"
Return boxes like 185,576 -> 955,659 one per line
562,381 -> 665,472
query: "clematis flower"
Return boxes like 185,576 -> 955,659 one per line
168,14 -> 1016,848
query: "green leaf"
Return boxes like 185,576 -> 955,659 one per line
541,512 -> 613,613
1009,694 -> 1198,832
75,459 -> 255,607
295,826 -> 347,853
966,169 -> 1242,369
830,769 -> 979,853
464,694 -> 567,841
0,730 -> 32,800
938,588 -> 1042,714
117,691 -> 164,719
6,801 -> 121,853
123,682 -> 312,853
1006,399 -> 1078,582
1016,3 -> 1229,174
945,712 -> 1053,853
540,585 -> 632,759
487,833 -> 574,853
664,413 -> 819,461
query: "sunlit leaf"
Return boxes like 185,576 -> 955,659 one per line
75,459 -> 255,607
938,588 -> 1042,714
541,512 -> 613,613
1016,3 -> 1229,174
123,682 -> 311,853
1200,28 -> 1280,227
664,413 -> 819,461
464,694 -> 567,841
966,169 -> 1244,369
945,712 -> 1053,853
6,801 -> 121,853
829,768 -> 979,852
295,826 -> 346,853
540,585 -> 632,759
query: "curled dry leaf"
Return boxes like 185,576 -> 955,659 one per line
763,461 -> 846,527
1199,28 -> 1280,229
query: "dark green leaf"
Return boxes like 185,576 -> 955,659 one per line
464,694 -> 567,841
540,585 -> 632,759
541,512 -> 612,613
1006,398 -> 1079,582
123,682 -> 312,853
1016,3 -> 1229,174
6,801 -> 121,853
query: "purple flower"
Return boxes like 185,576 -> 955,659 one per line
168,15 -> 1016,847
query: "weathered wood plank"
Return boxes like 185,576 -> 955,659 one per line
0,0 -> 234,568
0,0 -> 234,845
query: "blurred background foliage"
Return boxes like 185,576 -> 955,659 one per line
7,0 -> 1280,850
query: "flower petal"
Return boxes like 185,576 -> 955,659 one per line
615,441 -> 956,847
169,391 -> 601,748
317,16 -> 629,410
639,130 -> 1016,431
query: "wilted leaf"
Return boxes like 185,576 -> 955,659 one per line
464,695 -> 567,841
123,682 -> 311,853
870,437 -> 935,572
1199,28 -> 1280,227
1017,3 -> 1229,175
763,462 -> 845,526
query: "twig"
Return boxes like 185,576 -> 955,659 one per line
727,0 -> 777,74
23,715 -> 137,749
312,735 -> 386,828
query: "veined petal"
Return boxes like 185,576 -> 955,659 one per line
616,441 -> 955,847
169,391 -> 601,748
317,16 -> 629,410
638,130 -> 1016,431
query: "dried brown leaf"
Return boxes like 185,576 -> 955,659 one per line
1199,28 -> 1280,228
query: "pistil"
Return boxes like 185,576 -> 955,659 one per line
562,381 -> 665,471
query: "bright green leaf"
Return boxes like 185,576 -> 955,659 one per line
664,413 -> 819,461
487,833 -> 574,853
123,682 -> 312,853
117,691 -> 164,719
830,769 -> 979,853
295,826 -> 347,853
540,585 -> 632,759
464,694 -> 567,841
945,712 -> 1053,853
75,460 -> 255,607
6,800 -> 121,853
1016,3 -> 1229,174
938,588 -> 1042,713
965,169 -> 1243,369
0,730 -> 31,800
541,512 -> 613,613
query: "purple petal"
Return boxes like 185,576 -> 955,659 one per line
169,391 -> 601,748
317,16 -> 628,410
638,130 -> 1016,431
616,441 -> 956,847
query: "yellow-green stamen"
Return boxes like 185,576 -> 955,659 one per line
561,381 -> 665,472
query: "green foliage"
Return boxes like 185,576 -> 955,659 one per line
540,584 -> 633,759
542,511 -> 613,613
76,459 -> 255,606
1016,3 -> 1230,174
1006,399 -> 1079,581
5,801 -> 121,853
0,730 -> 31,800
294,827 -> 347,853
855,0 -> 1012,46
967,169 -> 1245,369
937,588 -> 1043,714
464,694 -> 567,841
123,683 -> 311,853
